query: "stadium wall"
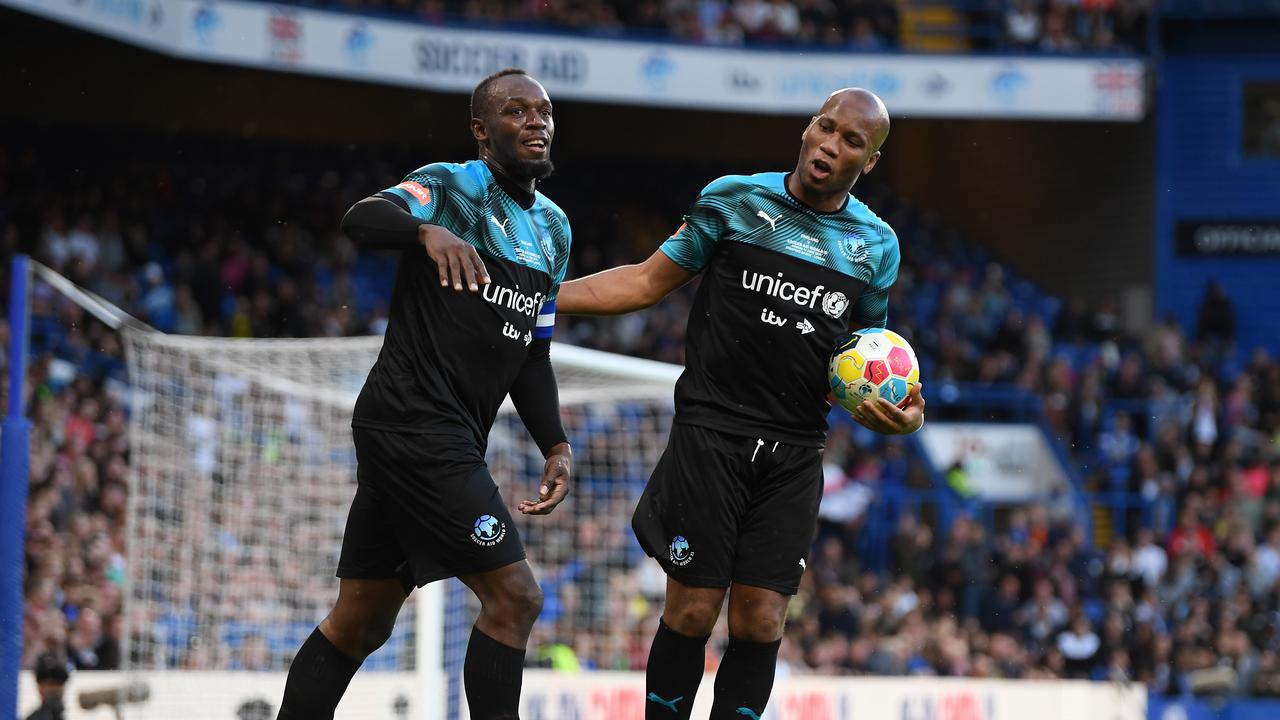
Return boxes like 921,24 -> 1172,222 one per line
19,670 -> 1146,720
882,119 -> 1155,305
1155,55 -> 1280,356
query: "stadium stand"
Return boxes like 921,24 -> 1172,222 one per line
4,124 -> 1277,696
259,0 -> 1151,52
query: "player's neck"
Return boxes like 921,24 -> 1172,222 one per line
482,158 -> 537,209
784,171 -> 849,214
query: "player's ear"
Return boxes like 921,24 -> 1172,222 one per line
862,150 -> 881,175
471,117 -> 488,144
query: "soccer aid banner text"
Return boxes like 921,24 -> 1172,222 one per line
0,0 -> 1145,121
477,672 -> 1147,720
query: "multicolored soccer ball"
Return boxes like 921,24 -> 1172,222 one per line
827,328 -> 920,412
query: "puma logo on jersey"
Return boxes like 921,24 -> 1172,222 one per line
760,309 -> 787,326
799,558 -> 807,569
489,215 -> 509,236
756,210 -> 780,232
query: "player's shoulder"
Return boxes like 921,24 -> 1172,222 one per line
534,191 -> 570,228
534,192 -> 572,269
843,194 -> 898,247
696,172 -> 783,202
403,160 -> 489,198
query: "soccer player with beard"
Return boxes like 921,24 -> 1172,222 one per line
276,69 -> 572,720
556,88 -> 926,719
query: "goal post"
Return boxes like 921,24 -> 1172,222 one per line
120,328 -> 681,720
2,255 -> 33,719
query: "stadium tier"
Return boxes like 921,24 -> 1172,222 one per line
3,1 -> 1280,720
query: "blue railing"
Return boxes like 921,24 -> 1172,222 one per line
1161,0 -> 1280,18
1149,697 -> 1280,719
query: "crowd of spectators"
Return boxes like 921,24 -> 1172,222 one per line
274,0 -> 1151,52
4,126 -> 1277,695
999,0 -> 1151,52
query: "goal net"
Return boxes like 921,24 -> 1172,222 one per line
119,325 -> 679,719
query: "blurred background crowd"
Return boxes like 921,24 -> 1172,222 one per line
3,117 -> 1277,696
279,0 -> 1151,52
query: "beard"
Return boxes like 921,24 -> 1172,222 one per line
516,156 -> 555,181
488,142 -> 555,183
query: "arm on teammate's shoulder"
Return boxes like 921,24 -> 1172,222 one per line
340,195 -> 423,250
342,195 -> 490,291
556,250 -> 695,315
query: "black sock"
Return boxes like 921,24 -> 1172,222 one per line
464,627 -> 526,720
277,627 -> 362,720
646,618 -> 710,720
709,636 -> 781,720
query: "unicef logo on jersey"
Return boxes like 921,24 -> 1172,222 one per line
669,535 -> 694,566
822,291 -> 848,318
472,514 -> 507,547
841,231 -> 869,265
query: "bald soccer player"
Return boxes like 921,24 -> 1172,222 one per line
556,89 -> 926,719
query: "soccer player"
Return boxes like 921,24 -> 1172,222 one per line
276,68 -> 573,720
555,88 -> 925,719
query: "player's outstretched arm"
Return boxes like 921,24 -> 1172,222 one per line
556,250 -> 694,315
341,196 -> 490,292
851,383 -> 926,435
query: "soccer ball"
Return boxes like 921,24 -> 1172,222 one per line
827,328 -> 920,413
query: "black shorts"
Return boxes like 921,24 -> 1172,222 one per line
631,422 -> 824,595
337,427 -> 526,589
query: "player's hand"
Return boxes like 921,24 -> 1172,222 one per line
518,442 -> 572,515
420,225 -> 490,292
850,383 -> 925,435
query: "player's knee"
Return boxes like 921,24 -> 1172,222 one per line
511,581 -> 544,625
358,613 -> 397,657
732,608 -> 786,643
486,579 -> 544,627
665,600 -> 720,637
321,609 -> 395,660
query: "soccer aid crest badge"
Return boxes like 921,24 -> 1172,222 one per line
669,536 -> 693,566
841,230 -> 869,265
472,514 -> 507,547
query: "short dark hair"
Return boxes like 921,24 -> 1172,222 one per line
34,654 -> 69,684
470,68 -> 530,120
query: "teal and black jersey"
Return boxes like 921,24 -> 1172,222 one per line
660,172 -> 899,447
353,160 -> 571,457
